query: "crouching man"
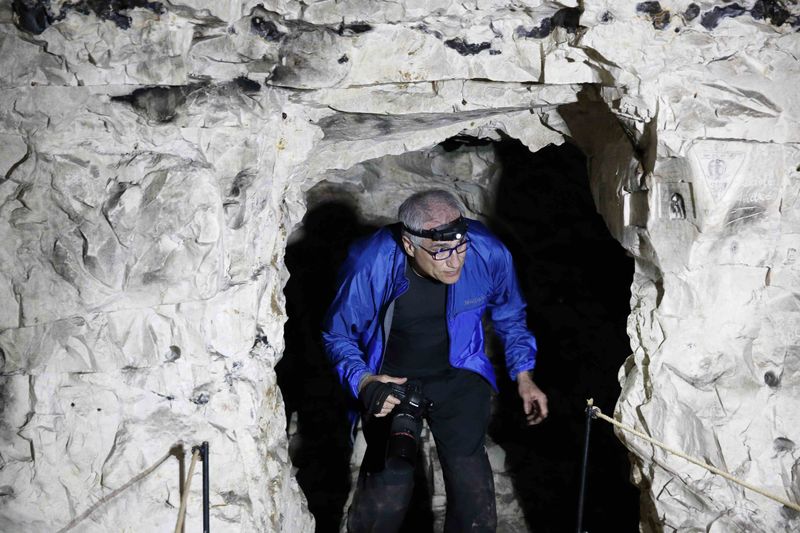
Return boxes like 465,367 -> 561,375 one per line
323,190 -> 548,532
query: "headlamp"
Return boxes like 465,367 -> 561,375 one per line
403,216 -> 468,242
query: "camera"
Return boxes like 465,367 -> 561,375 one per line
385,382 -> 433,469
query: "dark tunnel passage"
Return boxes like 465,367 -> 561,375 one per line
277,136 -> 639,532
486,137 -> 639,532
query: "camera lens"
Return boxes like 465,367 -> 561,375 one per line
387,413 -> 421,467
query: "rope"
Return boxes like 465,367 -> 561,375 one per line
587,400 -> 800,513
58,445 -> 181,532
174,449 -> 201,533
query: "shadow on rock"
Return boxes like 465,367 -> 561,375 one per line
278,199 -> 377,532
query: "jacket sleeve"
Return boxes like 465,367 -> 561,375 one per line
321,248 -> 381,400
486,242 -> 537,381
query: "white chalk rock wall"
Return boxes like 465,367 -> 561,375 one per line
1,0 -> 798,532
0,81 -> 315,532
569,4 -> 800,532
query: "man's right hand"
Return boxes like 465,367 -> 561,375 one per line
358,374 -> 407,417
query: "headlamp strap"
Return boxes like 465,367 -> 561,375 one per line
403,216 -> 468,241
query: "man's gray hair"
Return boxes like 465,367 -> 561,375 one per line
398,190 -> 465,245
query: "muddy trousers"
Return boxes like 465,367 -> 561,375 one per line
347,369 -> 497,533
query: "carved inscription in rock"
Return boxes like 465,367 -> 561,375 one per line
691,143 -> 748,203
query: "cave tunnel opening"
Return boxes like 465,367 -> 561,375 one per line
277,133 -> 639,532
486,136 -> 640,533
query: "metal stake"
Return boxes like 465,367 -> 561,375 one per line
576,400 -> 595,533
192,441 -> 210,533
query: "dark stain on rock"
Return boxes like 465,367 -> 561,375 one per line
700,3 -> 747,30
251,16 -> 284,41
233,75 -> 261,93
516,7 -> 582,39
224,170 -> 255,230
166,345 -> 181,362
444,38 -> 492,55
636,2 -> 671,29
70,0 -> 164,30
376,117 -> 396,136
140,271 -> 161,284
752,0 -> 799,28
440,136 -> 493,152
231,171 -> 254,197
600,11 -> 615,23
414,23 -> 443,39
336,21 -> 372,35
220,490 -> 252,506
636,1 -> 662,15
253,334 -> 269,349
489,49 -> 502,55
654,11 -> 671,29
684,3 -> 700,21
764,370 -> 780,388
191,391 -> 210,405
670,1 -> 800,30
111,86 -> 188,123
12,0 -> 54,34
14,0 -> 164,33
516,18 -> 553,38
552,7 -> 582,33
338,54 -> 349,64
224,361 -> 243,386
773,437 -> 795,453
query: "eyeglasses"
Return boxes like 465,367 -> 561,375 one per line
417,239 -> 469,261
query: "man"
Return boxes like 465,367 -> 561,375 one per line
322,189 -> 548,532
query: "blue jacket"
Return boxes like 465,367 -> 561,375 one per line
322,218 -> 537,401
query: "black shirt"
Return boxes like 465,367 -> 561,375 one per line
381,263 -> 451,378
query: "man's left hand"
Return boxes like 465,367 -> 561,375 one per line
517,371 -> 549,425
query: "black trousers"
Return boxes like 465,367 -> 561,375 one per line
347,368 -> 497,532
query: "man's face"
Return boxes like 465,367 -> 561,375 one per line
401,208 -> 467,285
